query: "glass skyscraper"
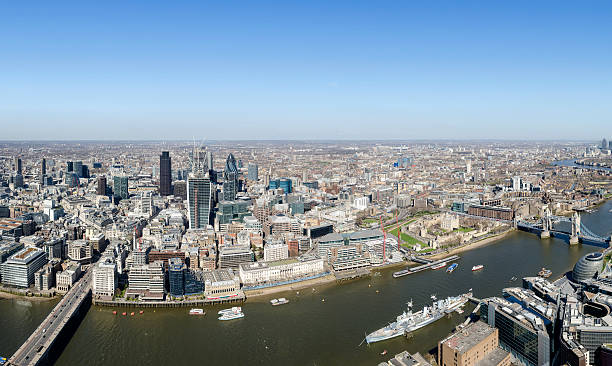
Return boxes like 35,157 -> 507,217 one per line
248,163 -> 258,181
223,153 -> 238,201
159,151 -> 172,196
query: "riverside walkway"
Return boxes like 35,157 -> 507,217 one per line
8,270 -> 92,366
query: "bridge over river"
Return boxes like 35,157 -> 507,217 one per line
7,270 -> 92,366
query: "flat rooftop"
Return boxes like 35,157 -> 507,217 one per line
442,321 -> 495,354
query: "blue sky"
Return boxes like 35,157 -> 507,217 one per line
1,1 -> 611,140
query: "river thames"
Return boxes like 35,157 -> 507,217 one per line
1,200 -> 611,365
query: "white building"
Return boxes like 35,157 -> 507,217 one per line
352,196 -> 368,210
68,240 -> 93,263
239,257 -> 325,287
56,263 -> 81,292
263,242 -> 289,262
93,257 -> 117,298
1,247 -> 48,288
127,262 -> 164,299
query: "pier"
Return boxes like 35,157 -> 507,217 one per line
8,270 -> 92,366
393,255 -> 460,278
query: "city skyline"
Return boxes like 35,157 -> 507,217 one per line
2,1 -> 612,140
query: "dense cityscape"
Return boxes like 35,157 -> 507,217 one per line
0,139 -> 611,365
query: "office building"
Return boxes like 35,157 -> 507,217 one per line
113,175 -> 129,200
219,245 -> 254,269
269,178 -> 292,193
223,153 -> 238,201
438,321 -> 510,366
14,156 -> 22,174
239,257 -> 325,287
93,257 -> 117,298
127,262 -> 165,300
248,163 -> 258,181
159,151 -> 172,196
40,158 -> 46,175
217,200 -> 249,225
34,263 -> 56,291
168,258 -> 185,297
263,242 -> 289,262
187,175 -> 213,229
1,247 -> 48,287
173,180 -> 187,200
97,176 -> 107,195
56,263 -> 81,292
203,269 -> 241,300
68,240 -> 93,264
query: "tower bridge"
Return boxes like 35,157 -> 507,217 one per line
516,210 -> 610,248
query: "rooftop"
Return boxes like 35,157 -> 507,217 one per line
442,321 -> 496,354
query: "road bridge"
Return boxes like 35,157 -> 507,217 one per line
8,270 -> 92,366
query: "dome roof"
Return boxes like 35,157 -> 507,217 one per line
572,252 -> 603,282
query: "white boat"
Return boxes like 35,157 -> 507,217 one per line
431,262 -> 447,270
189,308 -> 205,315
270,298 -> 289,306
218,306 -> 242,315
472,265 -> 484,271
219,311 -> 245,321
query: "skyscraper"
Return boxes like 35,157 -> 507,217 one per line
187,147 -> 213,229
97,176 -> 107,195
248,163 -> 258,181
113,176 -> 129,200
603,138 -> 609,150
159,151 -> 172,196
223,153 -> 238,201
41,158 -> 46,175
14,157 -> 22,174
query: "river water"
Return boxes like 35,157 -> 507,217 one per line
1,200 -> 611,365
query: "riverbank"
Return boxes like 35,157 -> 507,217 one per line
0,290 -> 58,302
429,229 -> 515,261
244,273 -> 337,299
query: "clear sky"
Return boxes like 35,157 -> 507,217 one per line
1,1 -> 611,141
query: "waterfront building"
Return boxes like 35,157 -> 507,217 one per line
113,175 -> 129,200
67,240 -> 93,264
127,262 -> 165,300
380,351 -> 432,366
239,256 -> 325,287
328,244 -> 370,271
168,258 -> 185,297
572,252 -> 603,283
159,151 -> 172,196
317,232 -> 345,258
438,321 -> 510,366
97,176 -> 107,195
184,268 -> 203,295
223,153 -> 238,201
219,245 -> 254,270
263,242 -> 289,262
248,163 -> 258,181
93,257 -> 117,298
480,298 -> 551,366
203,269 -> 241,300
34,263 -> 56,291
56,263 -> 81,292
0,247 -> 48,287
0,241 -> 24,263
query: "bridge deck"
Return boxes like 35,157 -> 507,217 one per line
8,271 -> 92,366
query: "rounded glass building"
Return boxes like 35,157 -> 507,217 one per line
572,252 -> 603,282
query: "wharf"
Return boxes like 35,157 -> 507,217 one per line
334,268 -> 371,281
393,255 -> 460,278
93,294 -> 245,308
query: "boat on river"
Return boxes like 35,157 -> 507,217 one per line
431,262 -> 447,270
218,307 -> 242,315
190,308 -> 205,315
218,308 -> 244,321
538,268 -> 552,278
365,293 -> 470,343
270,298 -> 289,306
447,263 -> 458,273
472,265 -> 484,271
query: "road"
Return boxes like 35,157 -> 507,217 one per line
9,270 -> 92,366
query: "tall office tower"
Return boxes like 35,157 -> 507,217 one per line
187,173 -> 212,228
609,141 -> 612,150
113,176 -> 129,200
41,158 -> 46,175
97,176 -> 107,195
187,147 -> 213,229
248,163 -> 258,181
67,161 -> 74,172
223,153 -> 238,201
73,161 -> 83,177
206,151 -> 213,173
14,157 -> 22,174
159,151 -> 172,196
603,138 -> 609,150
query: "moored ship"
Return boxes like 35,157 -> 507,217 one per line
218,306 -> 242,315
431,262 -> 447,270
365,292 -> 470,344
472,265 -> 484,271
270,298 -> 289,306
189,308 -> 205,315
218,308 -> 245,321
538,268 -> 552,278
